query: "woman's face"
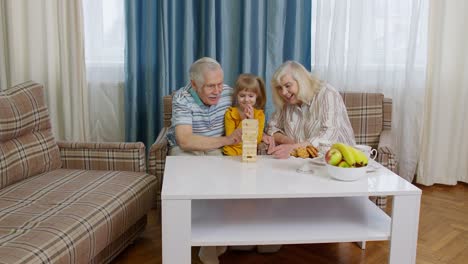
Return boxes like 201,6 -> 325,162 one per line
277,74 -> 301,105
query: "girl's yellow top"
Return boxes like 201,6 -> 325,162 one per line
223,106 -> 265,156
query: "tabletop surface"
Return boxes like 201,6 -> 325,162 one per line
162,155 -> 421,200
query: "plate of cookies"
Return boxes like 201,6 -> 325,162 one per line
291,145 -> 323,173
290,145 -> 320,159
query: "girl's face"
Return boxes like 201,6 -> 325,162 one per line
277,74 -> 301,105
237,90 -> 257,110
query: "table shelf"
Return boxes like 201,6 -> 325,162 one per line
191,197 -> 391,246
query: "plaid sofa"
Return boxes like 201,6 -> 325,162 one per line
148,92 -> 396,208
0,82 -> 157,264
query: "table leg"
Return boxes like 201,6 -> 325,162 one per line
389,195 -> 421,264
356,241 -> 366,250
162,199 -> 191,264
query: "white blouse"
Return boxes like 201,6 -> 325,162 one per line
267,83 -> 356,147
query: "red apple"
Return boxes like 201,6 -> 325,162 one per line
325,148 -> 342,166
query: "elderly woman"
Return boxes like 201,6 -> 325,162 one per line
267,61 -> 355,159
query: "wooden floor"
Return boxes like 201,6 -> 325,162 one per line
113,183 -> 468,264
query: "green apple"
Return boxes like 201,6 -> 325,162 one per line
325,148 -> 342,166
337,160 -> 350,168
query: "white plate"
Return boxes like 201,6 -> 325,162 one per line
297,157 -> 381,173
366,162 -> 381,173
310,156 -> 326,166
296,163 -> 316,173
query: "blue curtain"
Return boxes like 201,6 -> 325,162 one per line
125,0 -> 311,146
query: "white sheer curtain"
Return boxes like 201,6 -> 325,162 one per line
0,0 -> 8,90
312,0 -> 429,181
82,0 -> 125,142
0,0 -> 89,141
418,0 -> 468,185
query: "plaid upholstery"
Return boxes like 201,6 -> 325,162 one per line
376,130 -> 397,172
340,93 -> 384,148
383,98 -> 392,130
148,127 -> 169,207
0,168 -> 156,264
1,81 -> 156,263
90,216 -> 147,264
149,92 -> 397,210
58,141 -> 146,172
0,82 -> 61,190
339,93 -> 395,209
163,95 -> 172,128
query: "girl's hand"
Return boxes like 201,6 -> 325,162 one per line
243,105 -> 254,119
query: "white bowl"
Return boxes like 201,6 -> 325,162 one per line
326,163 -> 368,181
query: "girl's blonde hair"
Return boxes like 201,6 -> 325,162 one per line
271,61 -> 321,109
233,74 -> 267,110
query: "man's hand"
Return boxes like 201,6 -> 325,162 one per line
268,144 -> 296,159
176,124 -> 242,151
243,105 -> 254,119
227,127 -> 242,145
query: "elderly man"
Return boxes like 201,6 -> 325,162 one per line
166,57 -> 240,264
166,57 -> 242,156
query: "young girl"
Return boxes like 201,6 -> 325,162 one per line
223,73 -> 272,156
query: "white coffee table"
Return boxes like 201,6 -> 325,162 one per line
161,156 -> 421,264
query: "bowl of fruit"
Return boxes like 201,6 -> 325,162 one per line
325,143 -> 369,181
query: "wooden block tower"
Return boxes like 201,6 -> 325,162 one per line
241,119 -> 258,162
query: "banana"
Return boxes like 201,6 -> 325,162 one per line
349,146 -> 368,167
331,143 -> 356,167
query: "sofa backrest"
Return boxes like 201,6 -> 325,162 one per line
0,82 -> 62,190
162,92 -> 392,148
340,92 -> 392,148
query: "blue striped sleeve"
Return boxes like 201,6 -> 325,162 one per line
172,96 -> 193,126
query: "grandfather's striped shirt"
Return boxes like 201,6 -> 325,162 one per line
167,83 -> 233,147
267,82 -> 355,146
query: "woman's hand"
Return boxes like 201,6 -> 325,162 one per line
268,143 -> 296,159
262,134 -> 276,153
262,134 -> 274,145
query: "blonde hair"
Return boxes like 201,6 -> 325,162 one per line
189,57 -> 223,87
233,73 -> 267,110
271,61 -> 321,109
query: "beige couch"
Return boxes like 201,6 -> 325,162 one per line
0,82 -> 157,264
148,92 -> 397,208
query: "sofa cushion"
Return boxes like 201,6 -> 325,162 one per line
0,169 -> 156,264
0,82 -> 61,189
340,93 -> 384,148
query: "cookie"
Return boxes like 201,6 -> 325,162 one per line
295,147 -> 309,158
306,145 -> 319,158
290,149 -> 297,157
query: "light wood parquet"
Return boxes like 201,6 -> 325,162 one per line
112,183 -> 468,264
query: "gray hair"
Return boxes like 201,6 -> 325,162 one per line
189,57 -> 222,87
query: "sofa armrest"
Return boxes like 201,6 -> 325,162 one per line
57,141 -> 146,172
148,127 -> 169,204
376,130 -> 397,172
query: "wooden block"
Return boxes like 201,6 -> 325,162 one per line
241,119 -> 258,162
